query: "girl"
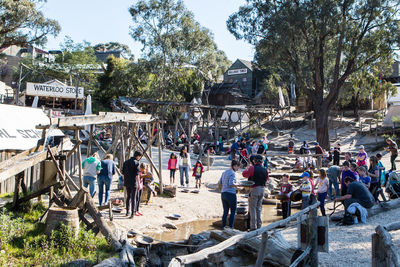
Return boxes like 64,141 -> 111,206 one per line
376,153 -> 386,186
177,146 -> 191,187
218,160 -> 239,228
357,145 -> 368,166
139,163 -> 156,205
168,153 -> 178,185
279,174 -> 293,218
135,162 -> 144,216
368,156 -> 380,202
192,159 -> 204,189
315,169 -> 329,216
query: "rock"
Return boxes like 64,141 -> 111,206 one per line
188,232 -> 210,253
205,182 -> 219,189
194,239 -> 218,253
162,223 -> 178,229
63,259 -> 91,267
93,258 -> 122,267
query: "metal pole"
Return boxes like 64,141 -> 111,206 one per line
16,65 -> 22,105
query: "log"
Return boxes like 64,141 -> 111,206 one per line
69,188 -> 88,209
18,181 -> 62,204
120,242 -> 135,267
84,193 -> 122,251
375,225 -> 400,267
170,202 -> 319,266
255,232 -> 268,267
289,246 -> 311,267
384,221 -> 400,232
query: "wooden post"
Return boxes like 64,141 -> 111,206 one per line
187,107 -> 191,153
87,124 -> 94,157
147,123 -> 154,173
308,207 -> 318,266
213,109 -> 218,145
174,116 -> 179,149
12,172 -> 24,209
75,129 -> 83,189
158,123 -> 163,195
119,124 -> 125,174
207,150 -> 210,171
255,232 -> 268,267
372,233 -> 384,267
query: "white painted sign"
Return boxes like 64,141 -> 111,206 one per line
26,82 -> 84,99
227,68 -> 248,75
0,104 -> 63,150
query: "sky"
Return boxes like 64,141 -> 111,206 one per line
40,0 -> 254,62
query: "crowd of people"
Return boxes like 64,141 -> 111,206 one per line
278,138 -> 399,224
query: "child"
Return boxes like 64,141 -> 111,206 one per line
376,153 -> 386,186
279,174 -> 293,219
168,153 -> 178,185
192,159 -> 204,189
135,164 -> 144,216
300,172 -> 312,209
357,166 -> 371,188
288,134 -> 294,154
139,163 -> 157,205
315,169 -> 329,216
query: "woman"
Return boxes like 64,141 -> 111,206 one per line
357,145 -> 368,166
218,160 -> 239,228
315,169 -> 329,216
177,146 -> 192,187
97,154 -> 116,206
300,141 -> 309,154
386,139 -> 398,171
368,156 -> 380,202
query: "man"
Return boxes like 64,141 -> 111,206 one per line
242,155 -> 269,230
333,143 -> 341,166
122,151 -> 142,218
335,177 -> 374,209
82,152 -> 101,197
341,161 -> 356,196
315,142 -> 324,168
327,165 -> 341,199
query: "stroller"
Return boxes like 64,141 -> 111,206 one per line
239,149 -> 250,168
385,171 -> 400,199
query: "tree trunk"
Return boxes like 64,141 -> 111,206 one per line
315,107 -> 330,149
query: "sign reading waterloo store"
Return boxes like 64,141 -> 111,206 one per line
227,68 -> 247,75
26,82 -> 84,99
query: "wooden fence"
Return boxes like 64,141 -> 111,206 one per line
169,202 -> 323,267
0,149 -> 79,195
372,221 -> 400,267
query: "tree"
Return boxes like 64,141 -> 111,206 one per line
0,0 -> 60,48
129,0 -> 230,101
228,0 -> 400,148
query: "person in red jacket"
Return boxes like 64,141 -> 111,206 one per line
193,160 -> 204,189
168,153 -> 178,185
242,155 -> 269,230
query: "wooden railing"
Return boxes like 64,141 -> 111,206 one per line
169,201 -> 321,267
372,221 -> 400,267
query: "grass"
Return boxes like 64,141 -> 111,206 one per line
0,192 -> 13,198
0,202 -> 117,266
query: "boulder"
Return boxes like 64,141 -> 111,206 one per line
63,259 -> 91,267
188,231 -> 210,253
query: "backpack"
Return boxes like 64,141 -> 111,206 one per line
342,212 -> 355,225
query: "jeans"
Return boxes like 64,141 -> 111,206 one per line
179,166 -> 189,186
281,201 -> 291,219
219,142 -> 224,153
301,195 -> 310,209
328,174 -> 340,199
97,175 -> 112,206
317,192 -> 327,216
170,169 -> 176,180
333,157 -> 340,166
126,186 -> 138,216
221,192 -> 237,228
391,154 -> 397,170
136,189 -> 143,212
83,176 -> 96,197
248,186 -> 264,230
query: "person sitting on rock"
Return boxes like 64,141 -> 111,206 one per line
335,176 -> 374,209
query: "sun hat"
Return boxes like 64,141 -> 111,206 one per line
299,172 -> 310,178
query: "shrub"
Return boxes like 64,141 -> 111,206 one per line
248,127 -> 266,138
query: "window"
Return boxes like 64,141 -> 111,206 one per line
242,77 -> 247,86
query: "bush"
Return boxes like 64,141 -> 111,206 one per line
0,212 -> 25,249
248,127 -> 266,138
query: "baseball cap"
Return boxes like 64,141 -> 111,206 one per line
299,172 -> 310,178
315,142 -> 319,145
359,145 -> 364,149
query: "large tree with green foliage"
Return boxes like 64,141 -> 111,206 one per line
0,0 -> 60,48
228,0 -> 400,148
129,0 -> 230,101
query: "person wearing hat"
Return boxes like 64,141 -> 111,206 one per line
299,172 -> 312,209
242,155 -> 269,230
356,145 -> 367,167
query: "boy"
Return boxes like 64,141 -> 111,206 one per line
192,160 -> 204,189
280,174 -> 293,218
333,143 -> 341,166
288,134 -> 295,154
300,172 -> 312,209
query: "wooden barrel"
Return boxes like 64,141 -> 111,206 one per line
45,207 -> 79,236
